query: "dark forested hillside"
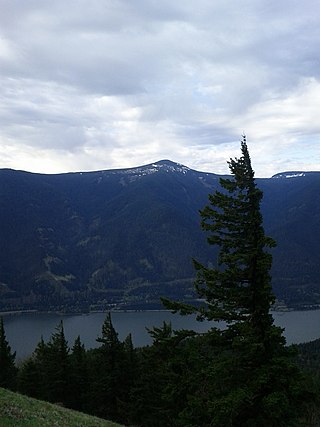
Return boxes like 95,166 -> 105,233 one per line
0,161 -> 319,311
260,172 -> 320,307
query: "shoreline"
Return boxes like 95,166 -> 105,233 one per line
0,308 -> 172,316
0,309 -> 38,316
1,306 -> 320,316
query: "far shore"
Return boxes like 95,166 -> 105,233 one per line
0,308 -> 171,316
0,309 -> 38,316
1,304 -> 320,317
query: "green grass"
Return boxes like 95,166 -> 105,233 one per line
0,388 -> 123,427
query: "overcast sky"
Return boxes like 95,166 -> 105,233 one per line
0,1 -> 319,177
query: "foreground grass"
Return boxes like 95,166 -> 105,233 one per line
0,388 -> 123,427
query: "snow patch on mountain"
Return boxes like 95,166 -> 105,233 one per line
272,172 -> 306,179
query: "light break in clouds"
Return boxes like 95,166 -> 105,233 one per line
0,0 -> 320,177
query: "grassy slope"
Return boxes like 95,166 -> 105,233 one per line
0,388 -> 123,427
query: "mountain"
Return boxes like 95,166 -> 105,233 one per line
0,160 -> 320,311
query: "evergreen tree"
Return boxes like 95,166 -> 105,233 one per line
119,333 -> 138,424
32,336 -> 50,399
89,312 -> 126,422
129,322 -> 175,426
18,357 -> 42,398
69,335 -> 89,411
129,322 -> 199,427
18,336 -> 50,400
96,312 -> 120,350
122,333 -> 137,396
19,326 -> 70,404
164,136 -> 315,426
46,321 -> 70,404
0,317 -> 17,390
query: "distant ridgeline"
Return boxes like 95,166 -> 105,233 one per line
0,160 -> 320,311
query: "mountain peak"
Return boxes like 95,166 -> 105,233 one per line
145,160 -> 191,175
107,160 -> 192,178
152,159 -> 178,166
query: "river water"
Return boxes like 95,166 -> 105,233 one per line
2,310 -> 320,360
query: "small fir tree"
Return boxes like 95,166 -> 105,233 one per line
18,336 -> 50,400
32,336 -> 50,398
0,317 -> 17,390
96,312 -> 120,350
69,335 -> 88,411
18,357 -> 41,398
46,321 -> 70,404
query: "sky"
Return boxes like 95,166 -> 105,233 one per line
0,0 -> 320,177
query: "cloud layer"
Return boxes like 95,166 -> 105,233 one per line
1,0 -> 319,176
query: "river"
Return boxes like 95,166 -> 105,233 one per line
2,309 -> 320,361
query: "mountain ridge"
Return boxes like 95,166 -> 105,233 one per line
1,160 -> 320,311
4,159 -> 319,179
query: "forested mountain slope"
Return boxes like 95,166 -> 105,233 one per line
0,160 -> 319,311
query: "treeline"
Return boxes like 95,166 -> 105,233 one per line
1,314 -> 141,424
0,314 -> 320,426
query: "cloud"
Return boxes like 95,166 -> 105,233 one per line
0,0 -> 320,176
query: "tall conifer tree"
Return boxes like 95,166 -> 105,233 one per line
69,335 -> 88,411
46,321 -> 70,404
164,137 -> 281,344
163,136 -> 314,425
90,312 -> 125,422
